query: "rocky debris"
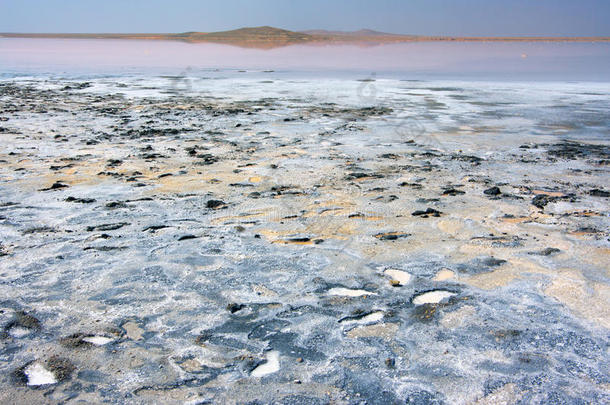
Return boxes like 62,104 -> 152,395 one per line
206,200 -> 226,209
39,181 -> 69,191
589,189 -> 609,197
142,225 -> 169,232
105,201 -> 128,209
374,232 -> 410,241
484,186 -> 501,196
226,303 -> 245,313
86,222 -> 129,232
532,194 -> 554,209
177,234 -> 198,241
62,82 -> 92,91
195,153 -> 219,165
345,172 -> 384,180
45,356 -> 76,382
442,188 -> 465,196
412,208 -> 442,217
65,196 -> 96,203
22,226 -> 56,235
545,141 -> 610,161
399,182 -> 423,189
529,247 -> 561,256
471,235 -> 524,248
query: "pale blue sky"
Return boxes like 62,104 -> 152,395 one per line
1,0 -> 609,36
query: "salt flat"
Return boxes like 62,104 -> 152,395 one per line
0,72 -> 608,403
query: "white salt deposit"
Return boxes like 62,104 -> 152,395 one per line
24,363 -> 57,386
413,290 -> 456,305
384,269 -> 412,285
328,288 -> 377,297
83,336 -> 114,346
8,327 -> 31,338
251,351 -> 280,377
342,311 -> 385,326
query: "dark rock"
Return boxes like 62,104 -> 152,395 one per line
142,225 -> 169,232
83,246 -> 126,251
86,222 -> 129,232
399,182 -> 423,189
227,303 -> 245,313
285,237 -> 311,243
345,172 -> 384,180
46,356 -> 76,381
65,197 -> 96,204
374,232 -> 410,241
412,208 -> 442,217
178,235 -> 198,241
532,194 -> 554,209
39,181 -> 69,191
22,226 -> 56,235
207,200 -> 226,209
589,189 -> 609,197
105,201 -> 128,209
484,186 -> 501,196
545,141 -> 610,161
442,188 -> 465,196
530,247 -> 561,256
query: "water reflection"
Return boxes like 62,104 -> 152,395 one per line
1,38 -> 609,81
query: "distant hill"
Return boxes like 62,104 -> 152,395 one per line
175,26 -> 315,48
302,29 -> 412,37
1,26 -> 608,49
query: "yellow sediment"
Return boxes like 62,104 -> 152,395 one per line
545,270 -> 610,329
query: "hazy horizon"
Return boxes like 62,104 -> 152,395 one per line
1,0 -> 609,37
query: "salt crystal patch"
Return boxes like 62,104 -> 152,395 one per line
384,269 -> 412,285
328,288 -> 377,297
24,363 -> 57,386
251,351 -> 280,377
8,327 -> 31,338
342,311 -> 384,326
413,290 -> 456,305
82,336 -> 113,346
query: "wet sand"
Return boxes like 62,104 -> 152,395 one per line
0,76 -> 608,404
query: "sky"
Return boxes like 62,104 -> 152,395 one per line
1,0 -> 609,36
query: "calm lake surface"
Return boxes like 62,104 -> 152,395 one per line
1,38 -> 609,81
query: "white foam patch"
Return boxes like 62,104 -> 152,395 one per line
384,269 -> 412,285
82,336 -> 114,346
413,290 -> 456,305
251,351 -> 280,378
24,363 -> 57,386
328,288 -> 377,297
342,311 -> 384,326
